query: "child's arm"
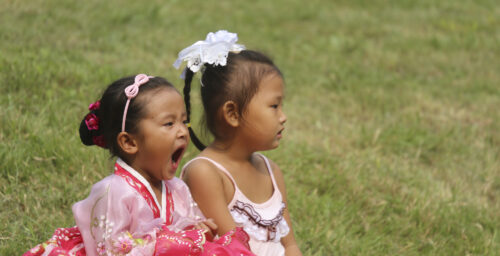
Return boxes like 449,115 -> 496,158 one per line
182,160 -> 238,236
270,160 -> 303,256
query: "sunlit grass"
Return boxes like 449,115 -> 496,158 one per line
1,0 -> 499,255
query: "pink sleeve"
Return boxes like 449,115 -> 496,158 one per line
73,175 -> 161,256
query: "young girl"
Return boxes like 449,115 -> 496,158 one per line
174,31 -> 303,256
25,74 -> 254,256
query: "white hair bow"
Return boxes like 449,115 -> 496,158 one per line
173,30 -> 245,76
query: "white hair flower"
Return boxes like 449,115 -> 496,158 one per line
173,30 -> 246,74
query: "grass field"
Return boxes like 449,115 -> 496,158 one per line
1,0 -> 499,255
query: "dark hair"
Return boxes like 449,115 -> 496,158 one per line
79,75 -> 175,158
183,50 -> 282,150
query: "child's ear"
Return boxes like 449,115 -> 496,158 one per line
222,101 -> 240,127
117,132 -> 139,155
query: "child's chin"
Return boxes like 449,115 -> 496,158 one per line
259,143 -> 279,152
270,140 -> 281,148
162,167 -> 177,180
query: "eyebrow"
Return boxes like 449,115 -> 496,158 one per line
157,112 -> 187,119
156,112 -> 175,120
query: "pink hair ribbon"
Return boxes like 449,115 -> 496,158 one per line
121,74 -> 153,132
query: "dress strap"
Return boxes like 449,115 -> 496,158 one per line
255,153 -> 279,191
181,157 -> 239,189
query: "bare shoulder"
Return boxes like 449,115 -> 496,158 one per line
181,157 -> 237,234
182,158 -> 223,188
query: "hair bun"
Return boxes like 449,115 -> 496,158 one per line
79,115 -> 95,146
79,101 -> 107,148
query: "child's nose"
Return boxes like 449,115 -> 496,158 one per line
178,123 -> 189,138
280,111 -> 287,124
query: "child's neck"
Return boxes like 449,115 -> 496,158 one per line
210,139 -> 255,163
127,160 -> 163,190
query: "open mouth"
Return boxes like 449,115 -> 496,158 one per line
277,128 -> 284,137
171,146 -> 185,165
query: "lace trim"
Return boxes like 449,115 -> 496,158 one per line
231,200 -> 285,241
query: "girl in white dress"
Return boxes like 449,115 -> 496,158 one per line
175,30 -> 303,256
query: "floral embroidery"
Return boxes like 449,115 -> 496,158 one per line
93,231 -> 152,256
109,231 -> 150,255
96,242 -> 106,255
91,214 -> 114,240
113,234 -> 133,253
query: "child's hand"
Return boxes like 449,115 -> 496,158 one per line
194,218 -> 217,240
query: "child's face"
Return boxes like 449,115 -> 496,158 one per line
239,74 -> 287,150
134,88 -> 189,182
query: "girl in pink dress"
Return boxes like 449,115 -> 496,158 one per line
174,31 -> 303,256
24,74 -> 254,256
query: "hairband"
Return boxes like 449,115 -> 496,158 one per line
173,30 -> 245,77
121,74 -> 153,132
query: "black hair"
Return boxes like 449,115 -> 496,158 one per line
183,50 -> 282,150
79,75 -> 174,158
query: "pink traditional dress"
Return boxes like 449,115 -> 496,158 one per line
25,158 -> 254,256
182,153 -> 290,256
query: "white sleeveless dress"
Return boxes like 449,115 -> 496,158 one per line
182,153 -> 290,256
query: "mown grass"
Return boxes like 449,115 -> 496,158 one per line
1,0 -> 499,255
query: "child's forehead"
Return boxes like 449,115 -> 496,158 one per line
138,87 -> 185,116
257,74 -> 285,94
137,86 -> 180,102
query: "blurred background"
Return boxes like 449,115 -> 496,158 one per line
1,0 -> 499,255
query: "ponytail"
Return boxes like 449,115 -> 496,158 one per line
183,69 -> 206,151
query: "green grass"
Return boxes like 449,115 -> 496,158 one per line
1,0 -> 499,255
